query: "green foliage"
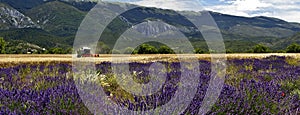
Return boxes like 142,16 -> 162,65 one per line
48,48 -> 64,54
193,40 -> 259,53
286,43 -> 300,53
5,41 -> 25,54
158,46 -> 174,54
138,44 -> 158,54
111,49 -> 121,54
281,79 -> 300,98
0,28 -> 70,49
252,44 -> 271,53
62,1 -> 96,12
194,48 -> 205,54
275,50 -> 286,53
1,40 -> 47,54
224,40 -> 256,53
25,1 -> 86,37
246,49 -> 254,53
226,49 -> 233,53
95,42 -> 111,54
0,37 -> 6,54
47,47 -> 71,54
272,32 -> 300,50
285,57 -> 300,66
123,47 -> 135,54
65,48 -> 73,54
0,0 -> 46,12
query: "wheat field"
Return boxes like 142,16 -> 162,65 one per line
1,54 -> 300,63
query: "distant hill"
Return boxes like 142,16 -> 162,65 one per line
0,3 -> 39,30
0,28 -> 70,48
273,32 -> 300,50
61,0 -> 97,11
0,0 -> 299,53
25,1 -> 86,37
0,0 -> 46,12
211,13 -> 300,38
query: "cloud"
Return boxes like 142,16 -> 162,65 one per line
103,0 -> 300,22
129,0 -> 204,11
205,0 -> 300,22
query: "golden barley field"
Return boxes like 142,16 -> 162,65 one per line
0,53 -> 300,67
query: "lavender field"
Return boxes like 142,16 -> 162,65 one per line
0,56 -> 299,114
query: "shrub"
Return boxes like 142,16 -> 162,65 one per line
124,47 -> 135,54
158,46 -> 175,54
194,48 -> 205,54
252,44 -> 270,53
137,44 -> 158,54
286,43 -> 300,53
0,37 -> 6,54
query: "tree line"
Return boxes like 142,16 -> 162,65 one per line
1,37 -> 300,54
97,42 -> 300,54
0,37 -> 72,54
244,43 -> 300,53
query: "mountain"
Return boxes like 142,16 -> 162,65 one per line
25,1 -> 86,37
0,3 -> 39,30
0,28 -> 70,48
81,2 -> 300,38
211,13 -> 300,38
273,32 -> 300,50
61,0 -> 97,11
132,20 -> 178,37
0,0 -> 97,12
0,0 -> 46,12
0,0 -> 300,53
82,2 -> 300,50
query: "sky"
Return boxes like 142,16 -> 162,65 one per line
102,0 -> 300,23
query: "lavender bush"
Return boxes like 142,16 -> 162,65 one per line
0,56 -> 299,114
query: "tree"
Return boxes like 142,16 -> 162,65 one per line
194,48 -> 205,54
111,49 -> 121,54
124,47 -> 135,54
286,43 -> 300,53
0,37 -> 6,54
158,46 -> 174,54
226,49 -> 233,53
138,44 -> 158,54
252,44 -> 270,53
96,42 -> 111,54
65,48 -> 73,54
48,48 -> 64,54
276,50 -> 286,53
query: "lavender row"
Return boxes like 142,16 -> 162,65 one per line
0,56 -> 299,114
